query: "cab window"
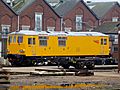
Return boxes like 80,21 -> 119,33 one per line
13,36 -> 16,43
28,38 -> 35,45
58,37 -> 67,46
8,36 -> 12,44
101,38 -> 107,45
39,36 -> 48,46
101,38 -> 103,45
28,38 -> 32,44
104,39 -> 107,45
33,38 -> 35,45
18,36 -> 23,43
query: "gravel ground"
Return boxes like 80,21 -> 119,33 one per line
9,71 -> 120,90
1,66 -> 120,90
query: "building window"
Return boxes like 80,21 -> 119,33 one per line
35,13 -> 43,31
22,25 -> 30,30
58,37 -> 67,46
114,46 -> 118,52
1,25 -> 10,35
47,27 -> 55,32
112,17 -> 118,22
39,36 -> 48,46
64,27 -> 71,32
113,35 -> 118,44
76,15 -> 83,31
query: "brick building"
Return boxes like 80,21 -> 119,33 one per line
11,0 -> 98,32
53,0 -> 98,32
12,0 -> 61,32
87,2 -> 120,24
0,0 -> 17,57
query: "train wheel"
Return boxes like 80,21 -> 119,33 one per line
86,61 -> 95,70
62,64 -> 70,69
11,62 -> 17,66
75,61 -> 84,69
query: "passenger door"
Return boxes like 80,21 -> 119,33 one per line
28,37 -> 36,56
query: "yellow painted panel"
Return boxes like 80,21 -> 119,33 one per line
7,34 -> 109,57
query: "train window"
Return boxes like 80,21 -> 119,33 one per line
58,37 -> 67,46
101,38 -> 103,45
33,38 -> 35,45
101,38 -> 107,45
104,39 -> 107,45
28,38 -> 32,45
28,38 -> 35,45
18,36 -> 23,43
39,36 -> 48,46
13,36 -> 16,43
8,36 -> 12,43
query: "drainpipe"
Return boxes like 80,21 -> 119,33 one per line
60,18 -> 63,31
17,16 -> 20,31
118,31 -> 120,73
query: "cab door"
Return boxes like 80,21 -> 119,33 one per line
28,37 -> 36,56
101,38 -> 107,55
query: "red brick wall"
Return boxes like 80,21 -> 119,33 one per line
0,1 -> 17,32
100,4 -> 120,24
63,2 -> 98,31
19,0 -> 60,31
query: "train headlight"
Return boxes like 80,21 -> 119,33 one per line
19,49 -> 25,53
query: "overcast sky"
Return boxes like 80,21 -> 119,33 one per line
84,0 -> 120,3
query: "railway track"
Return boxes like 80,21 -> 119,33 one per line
1,65 -> 118,75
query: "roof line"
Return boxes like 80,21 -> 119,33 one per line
1,0 -> 18,15
103,2 -> 120,19
43,0 -> 61,18
88,2 -> 120,19
81,0 -> 98,20
15,0 -> 60,18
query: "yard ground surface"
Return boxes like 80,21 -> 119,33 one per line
1,65 -> 120,90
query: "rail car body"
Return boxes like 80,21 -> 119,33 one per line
7,30 -> 109,69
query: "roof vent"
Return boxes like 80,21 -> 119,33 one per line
87,1 -> 92,3
59,0 -> 64,3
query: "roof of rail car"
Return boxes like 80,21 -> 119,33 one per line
9,30 -> 108,36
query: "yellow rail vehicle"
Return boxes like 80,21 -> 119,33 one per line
7,30 -> 109,69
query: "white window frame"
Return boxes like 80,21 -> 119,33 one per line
47,27 -> 55,32
113,35 -> 118,44
64,27 -> 71,32
112,17 -> 118,22
35,12 -> 43,31
76,15 -> 83,31
1,25 -> 10,35
22,25 -> 30,30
